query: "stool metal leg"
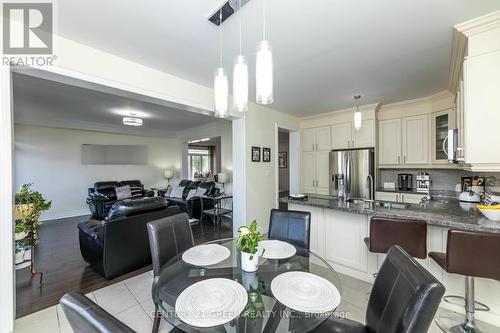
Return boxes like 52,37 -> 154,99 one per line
435,276 -> 497,333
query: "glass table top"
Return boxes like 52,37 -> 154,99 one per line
156,238 -> 342,333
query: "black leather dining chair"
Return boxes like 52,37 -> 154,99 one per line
268,209 -> 311,250
60,292 -> 135,333
311,246 -> 445,333
147,213 -> 194,333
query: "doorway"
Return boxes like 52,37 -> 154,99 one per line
278,130 -> 290,209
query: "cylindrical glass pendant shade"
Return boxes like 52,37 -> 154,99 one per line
256,40 -> 273,105
233,55 -> 249,112
214,67 -> 229,118
354,110 -> 362,130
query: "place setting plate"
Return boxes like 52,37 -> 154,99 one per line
182,244 -> 231,266
175,278 -> 248,327
271,271 -> 341,314
258,240 -> 297,259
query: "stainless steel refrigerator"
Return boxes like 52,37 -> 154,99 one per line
329,148 -> 375,200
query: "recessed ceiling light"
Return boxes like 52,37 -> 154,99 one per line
123,117 -> 143,126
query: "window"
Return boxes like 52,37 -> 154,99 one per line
188,148 -> 211,179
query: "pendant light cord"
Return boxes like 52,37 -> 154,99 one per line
219,9 -> 223,67
239,0 -> 242,54
263,0 -> 266,40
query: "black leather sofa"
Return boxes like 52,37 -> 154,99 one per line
159,180 -> 219,220
86,180 -> 154,220
78,197 -> 180,279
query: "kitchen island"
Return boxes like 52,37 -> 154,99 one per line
279,194 -> 500,326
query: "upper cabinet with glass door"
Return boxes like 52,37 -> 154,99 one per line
431,109 -> 455,164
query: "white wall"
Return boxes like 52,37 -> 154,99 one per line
245,105 -> 300,232
14,125 -> 181,220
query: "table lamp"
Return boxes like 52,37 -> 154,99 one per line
217,172 -> 229,195
164,170 -> 174,186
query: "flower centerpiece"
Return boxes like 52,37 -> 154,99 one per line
237,220 -> 264,272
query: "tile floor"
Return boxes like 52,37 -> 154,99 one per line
14,270 -> 446,333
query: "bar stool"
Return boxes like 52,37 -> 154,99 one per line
429,229 -> 500,333
365,217 -> 427,260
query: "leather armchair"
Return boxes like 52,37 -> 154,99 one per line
86,180 -> 154,220
78,197 -> 181,279
160,180 -> 219,220
312,246 -> 445,333
269,209 -> 311,250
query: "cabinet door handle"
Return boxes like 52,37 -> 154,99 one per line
312,144 -> 315,150
352,140 -> 354,147
316,143 -> 318,150
398,156 -> 401,164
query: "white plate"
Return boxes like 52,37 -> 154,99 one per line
258,240 -> 297,259
175,278 -> 248,327
182,244 -> 230,266
289,193 -> 306,199
271,271 -> 341,314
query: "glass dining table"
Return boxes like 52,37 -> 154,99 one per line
156,238 -> 342,333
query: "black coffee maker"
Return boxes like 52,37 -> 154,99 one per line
397,173 -> 413,191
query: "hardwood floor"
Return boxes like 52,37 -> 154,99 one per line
15,214 -> 233,318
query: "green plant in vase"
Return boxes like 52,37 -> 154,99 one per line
15,183 -> 51,242
237,220 -> 264,272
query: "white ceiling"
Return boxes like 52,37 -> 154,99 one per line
13,73 -> 226,137
56,0 -> 500,116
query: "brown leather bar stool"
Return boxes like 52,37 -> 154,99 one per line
365,216 -> 427,260
430,229 -> 500,333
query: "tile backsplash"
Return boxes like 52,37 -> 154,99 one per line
378,169 -> 500,192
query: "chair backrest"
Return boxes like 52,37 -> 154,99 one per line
147,212 -> 194,277
366,246 -> 445,333
368,217 -> 427,259
446,229 -> 500,281
119,180 -> 143,188
60,292 -> 135,333
268,209 -> 311,250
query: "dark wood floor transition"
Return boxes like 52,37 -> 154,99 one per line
15,214 -> 233,318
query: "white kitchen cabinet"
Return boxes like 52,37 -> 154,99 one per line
431,109 -> 454,164
402,114 -> 429,164
463,51 -> 500,170
378,119 -> 402,165
352,120 -> 375,148
323,210 -> 369,273
301,150 -> 330,194
289,204 -> 325,256
316,126 -> 332,151
302,128 -> 317,152
332,120 -> 375,149
315,151 -> 330,194
302,126 -> 331,152
331,122 -> 352,149
302,151 -> 316,193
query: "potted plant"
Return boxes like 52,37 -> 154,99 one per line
237,220 -> 264,272
15,220 -> 28,241
14,183 -> 51,241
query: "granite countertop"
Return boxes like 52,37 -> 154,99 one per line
281,194 -> 500,234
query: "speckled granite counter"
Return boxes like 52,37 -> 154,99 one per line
280,194 -> 500,233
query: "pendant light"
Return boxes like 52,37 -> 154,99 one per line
354,95 -> 362,130
233,0 -> 248,112
256,0 -> 273,104
214,9 -> 229,118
